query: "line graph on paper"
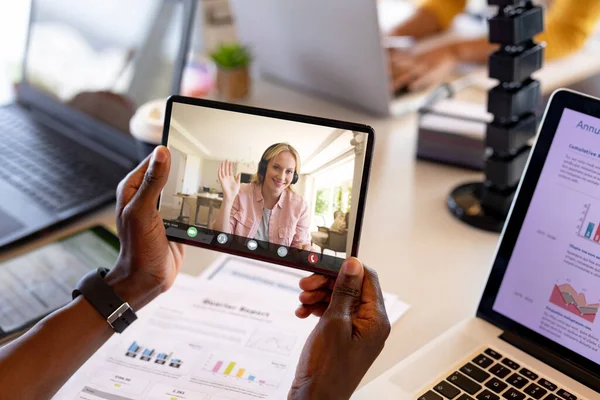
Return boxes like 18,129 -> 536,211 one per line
245,330 -> 298,356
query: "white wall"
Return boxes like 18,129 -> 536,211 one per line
201,159 -> 223,191
296,174 -> 317,230
236,161 -> 256,175
163,146 -> 186,207
182,154 -> 202,194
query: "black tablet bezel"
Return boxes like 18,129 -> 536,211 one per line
477,89 -> 600,379
160,95 -> 375,277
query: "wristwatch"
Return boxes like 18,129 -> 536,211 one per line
72,268 -> 138,333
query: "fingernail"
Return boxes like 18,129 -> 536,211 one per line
152,146 -> 167,163
342,258 -> 363,276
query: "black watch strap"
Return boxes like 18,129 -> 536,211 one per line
73,268 -> 137,333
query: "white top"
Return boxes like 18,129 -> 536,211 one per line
254,208 -> 272,242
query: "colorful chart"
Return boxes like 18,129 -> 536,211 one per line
125,341 -> 183,368
549,283 -> 599,323
202,351 -> 287,388
577,203 -> 600,244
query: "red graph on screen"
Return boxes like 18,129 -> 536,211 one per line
549,284 -> 599,323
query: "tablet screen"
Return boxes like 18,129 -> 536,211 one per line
0,227 -> 119,335
159,98 -> 373,275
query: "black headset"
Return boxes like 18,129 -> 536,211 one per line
257,143 -> 299,185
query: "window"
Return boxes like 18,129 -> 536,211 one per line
311,158 -> 354,228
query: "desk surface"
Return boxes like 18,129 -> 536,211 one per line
3,2 -> 600,389
0,78 -> 500,386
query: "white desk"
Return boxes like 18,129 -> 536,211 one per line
3,2 -> 600,390
0,78 -> 500,386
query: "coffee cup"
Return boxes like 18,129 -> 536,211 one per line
129,98 -> 166,161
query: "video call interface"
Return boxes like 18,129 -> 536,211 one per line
159,102 -> 369,274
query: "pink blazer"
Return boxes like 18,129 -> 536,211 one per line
228,183 -> 310,248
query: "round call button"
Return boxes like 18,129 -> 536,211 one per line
277,246 -> 288,258
217,233 -> 228,244
307,253 -> 319,264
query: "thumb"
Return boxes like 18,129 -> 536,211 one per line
133,146 -> 170,207
328,257 -> 364,316
236,173 -> 241,185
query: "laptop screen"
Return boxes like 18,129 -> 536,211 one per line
23,0 -> 188,135
493,107 -> 600,366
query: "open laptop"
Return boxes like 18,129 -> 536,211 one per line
0,0 -> 195,249
354,89 -> 600,399
228,0 -> 426,117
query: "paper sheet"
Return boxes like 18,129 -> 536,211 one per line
198,255 -> 410,326
53,275 -> 317,400
54,257 -> 409,399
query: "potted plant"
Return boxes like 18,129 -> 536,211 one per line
210,43 -> 252,100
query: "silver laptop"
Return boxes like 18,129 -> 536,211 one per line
354,90 -> 600,399
0,0 -> 195,249
229,0 -> 436,117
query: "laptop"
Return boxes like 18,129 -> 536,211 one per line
354,89 -> 600,399
228,0 -> 478,117
0,0 -> 195,249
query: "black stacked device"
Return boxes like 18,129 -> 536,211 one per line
447,0 -> 545,232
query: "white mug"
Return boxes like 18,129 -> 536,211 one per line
129,98 -> 166,160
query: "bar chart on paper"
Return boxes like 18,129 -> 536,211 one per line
125,340 -> 184,368
576,203 -> 600,243
201,351 -> 287,388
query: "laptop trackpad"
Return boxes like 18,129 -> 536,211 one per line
0,207 -> 25,238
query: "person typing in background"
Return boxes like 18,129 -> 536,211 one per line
388,0 -> 600,92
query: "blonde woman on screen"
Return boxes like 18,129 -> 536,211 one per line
212,143 -> 312,250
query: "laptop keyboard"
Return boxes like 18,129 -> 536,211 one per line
0,107 -> 128,212
418,348 -> 584,400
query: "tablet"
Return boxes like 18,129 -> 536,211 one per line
0,226 -> 119,340
159,96 -> 374,276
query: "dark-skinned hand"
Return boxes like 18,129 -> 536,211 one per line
105,145 -> 185,310
289,258 -> 391,399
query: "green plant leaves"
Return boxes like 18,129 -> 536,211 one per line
210,43 -> 252,69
